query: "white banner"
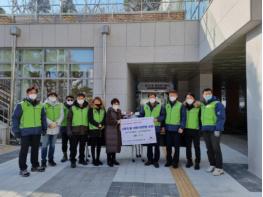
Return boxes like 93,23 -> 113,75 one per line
120,117 -> 156,145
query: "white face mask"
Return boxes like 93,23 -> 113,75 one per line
66,100 -> 74,106
186,99 -> 194,105
49,96 -> 57,102
169,96 -> 177,102
77,99 -> 84,105
28,94 -> 37,100
112,104 -> 119,110
149,98 -> 156,104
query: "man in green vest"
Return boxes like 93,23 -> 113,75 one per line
60,95 -> 74,162
12,86 -> 47,177
41,92 -> 64,168
164,90 -> 186,169
201,88 -> 225,176
139,93 -> 164,168
67,93 -> 89,168
184,93 -> 201,170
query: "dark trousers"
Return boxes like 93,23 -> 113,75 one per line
19,135 -> 41,170
203,131 -> 223,169
185,129 -> 201,163
61,128 -> 70,153
147,132 -> 160,162
90,135 -> 102,161
166,131 -> 180,164
70,135 -> 86,163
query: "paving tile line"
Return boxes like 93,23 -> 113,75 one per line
0,145 -> 19,155
162,148 -> 200,197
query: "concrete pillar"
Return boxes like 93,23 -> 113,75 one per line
246,25 -> 262,178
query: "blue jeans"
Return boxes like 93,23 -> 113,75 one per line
41,134 -> 57,162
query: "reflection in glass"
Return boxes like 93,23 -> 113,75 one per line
43,79 -> 67,101
19,64 -> 42,78
45,49 -> 66,63
70,79 -> 93,99
70,64 -> 93,78
0,64 -> 11,77
44,64 -> 57,78
19,49 -> 42,62
0,50 -> 11,63
58,64 -> 67,78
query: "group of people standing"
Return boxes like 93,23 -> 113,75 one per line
140,89 -> 225,176
12,86 -> 225,178
12,86 -> 122,177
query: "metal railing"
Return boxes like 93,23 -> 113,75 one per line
0,0 -> 210,21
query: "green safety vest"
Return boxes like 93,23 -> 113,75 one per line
186,107 -> 200,130
61,105 -> 69,127
201,101 -> 218,126
44,103 -> 62,122
144,103 -> 161,126
20,100 -> 43,129
165,102 -> 182,125
89,108 -> 106,130
72,106 -> 89,127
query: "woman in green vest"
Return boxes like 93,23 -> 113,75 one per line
41,92 -> 64,168
184,93 -> 201,170
88,97 -> 106,166
67,93 -> 89,168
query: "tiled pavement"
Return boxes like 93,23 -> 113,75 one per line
0,136 -> 261,197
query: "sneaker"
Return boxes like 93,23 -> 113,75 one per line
164,162 -> 172,167
206,166 -> 215,173
153,162 -> 159,168
212,168 -> 224,176
79,160 -> 88,166
185,160 -> 193,168
144,161 -> 153,166
49,160 -> 57,167
31,166 -> 45,172
71,162 -> 76,168
19,169 -> 30,177
194,163 -> 200,170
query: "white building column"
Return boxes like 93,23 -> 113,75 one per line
246,25 -> 262,178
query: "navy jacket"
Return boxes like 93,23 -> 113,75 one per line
139,102 -> 165,133
201,96 -> 226,132
164,100 -> 186,132
12,98 -> 47,137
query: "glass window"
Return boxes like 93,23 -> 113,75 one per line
0,50 -> 11,63
44,64 -> 57,78
45,49 -> 66,63
58,64 -> 68,78
0,64 -> 11,77
20,49 -> 42,62
70,64 -> 93,78
70,79 -> 93,99
43,79 -> 67,101
68,49 -> 94,63
18,64 -> 42,78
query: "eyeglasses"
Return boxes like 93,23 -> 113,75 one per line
67,99 -> 74,101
